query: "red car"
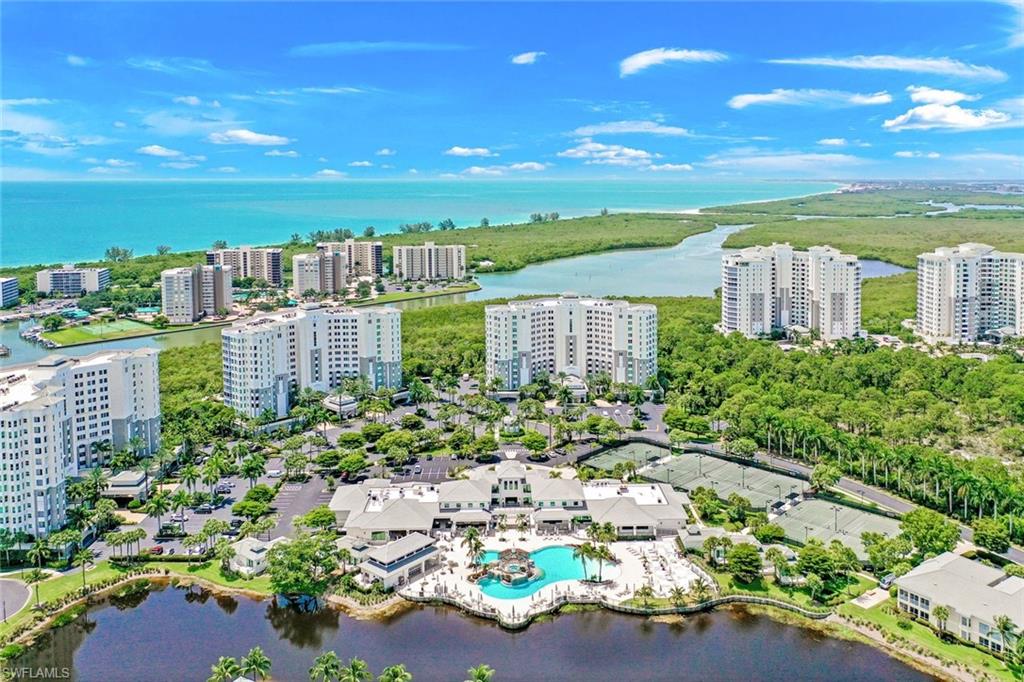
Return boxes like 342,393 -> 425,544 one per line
148,546 -> 164,555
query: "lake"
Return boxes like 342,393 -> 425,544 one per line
18,584 -> 934,682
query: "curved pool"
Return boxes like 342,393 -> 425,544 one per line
478,545 -> 608,599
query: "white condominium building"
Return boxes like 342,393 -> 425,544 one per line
160,264 -> 233,324
221,303 -> 402,419
720,243 -> 862,341
293,250 -> 348,296
916,243 -> 1024,343
485,294 -> 657,391
207,246 -> 284,287
317,239 -> 384,278
393,242 -> 467,281
0,349 -> 161,536
35,266 -> 111,296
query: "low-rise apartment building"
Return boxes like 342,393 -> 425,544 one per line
720,243 -> 862,340
160,264 -> 233,324
35,266 -> 111,296
916,243 -> 1024,343
206,246 -> 284,287
485,294 -> 658,391
221,303 -> 402,419
392,242 -> 466,281
0,349 -> 161,536
896,552 -> 1024,654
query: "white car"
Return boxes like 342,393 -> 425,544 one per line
267,469 -> 283,478
602,410 -> 609,417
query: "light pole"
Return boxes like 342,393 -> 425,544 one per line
740,465 -> 746,489
775,484 -> 781,502
698,453 -> 705,477
830,505 -> 841,532
804,525 -> 812,542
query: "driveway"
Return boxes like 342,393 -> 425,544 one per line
0,578 -> 29,621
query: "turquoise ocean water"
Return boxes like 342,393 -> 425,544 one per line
0,180 -> 837,266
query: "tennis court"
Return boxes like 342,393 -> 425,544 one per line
773,498 -> 902,559
643,452 -> 807,509
43,319 -> 153,345
586,442 -> 669,472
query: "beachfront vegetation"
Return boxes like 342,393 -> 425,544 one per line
706,188 -> 1023,218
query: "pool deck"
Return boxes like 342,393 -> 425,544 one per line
400,532 -> 705,626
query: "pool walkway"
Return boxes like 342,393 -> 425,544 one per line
400,532 -> 707,628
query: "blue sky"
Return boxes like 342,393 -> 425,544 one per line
2,1 -> 1022,181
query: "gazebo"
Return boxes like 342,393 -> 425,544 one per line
484,547 -> 541,586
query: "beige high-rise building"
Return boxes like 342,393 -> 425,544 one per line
485,294 -> 658,391
0,349 -> 160,536
206,247 -> 284,287
393,242 -> 466,281
292,250 -> 348,296
317,239 -> 383,278
916,243 -> 1024,343
221,303 -> 402,418
720,243 -> 861,340
160,264 -> 232,324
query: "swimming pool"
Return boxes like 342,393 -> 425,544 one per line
477,546 -> 603,599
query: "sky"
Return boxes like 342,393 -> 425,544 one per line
1,1 -> 1023,181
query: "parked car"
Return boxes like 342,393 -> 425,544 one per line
223,528 -> 240,537
229,518 -> 244,528
414,465 -> 422,474
195,504 -> 213,514
879,574 -> 896,589
268,469 -> 283,478
168,548 -> 175,555
169,513 -> 188,523
215,484 -> 232,495
148,546 -> 164,555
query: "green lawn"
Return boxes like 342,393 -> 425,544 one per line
42,319 -> 155,345
360,281 -> 482,305
862,272 -> 917,336
839,599 -> 1014,681
145,560 -> 273,594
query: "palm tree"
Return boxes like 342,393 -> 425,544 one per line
464,664 -> 495,682
690,577 -> 712,603
145,491 -> 172,535
461,527 -> 484,566
634,582 -> 655,609
25,568 -> 46,607
573,542 -> 596,579
171,489 -> 191,533
241,455 -> 267,489
72,547 -> 97,589
240,646 -> 272,681
179,463 -> 200,493
377,664 -> 413,682
932,604 -> 950,634
995,614 -> 1017,653
669,586 -> 688,607
208,656 -> 242,682
27,538 -> 51,569
202,460 -> 222,498
310,651 -> 343,682
340,657 -> 372,682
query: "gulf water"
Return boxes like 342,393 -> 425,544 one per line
0,180 -> 837,266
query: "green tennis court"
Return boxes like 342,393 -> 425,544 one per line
586,442 -> 669,472
774,498 -> 902,559
643,452 -> 807,509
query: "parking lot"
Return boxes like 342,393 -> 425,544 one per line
773,498 -> 902,559
643,451 -> 807,509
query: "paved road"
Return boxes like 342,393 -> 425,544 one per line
689,442 -> 1024,564
0,578 -> 29,621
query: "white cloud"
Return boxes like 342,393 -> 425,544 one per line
125,57 -> 221,75
113,121 -> 127,129
817,138 -> 847,146
619,48 -> 727,77
728,88 -> 892,109
136,144 -> 183,157
207,129 -> 290,145
883,103 -> 1012,131
318,156 -> 329,162
87,166 -> 129,175
265,149 -> 299,158
768,55 -> 1006,81
1,98 -> 56,106
444,146 -> 497,157
299,86 -> 364,95
893,151 -> 941,158
463,166 -> 504,177
314,168 -> 346,177
906,85 -> 979,106
572,120 -> 692,137
700,150 -> 867,173
511,51 -> 546,65
139,108 -> 242,137
557,138 -> 657,166
348,160 -> 373,167
212,166 -> 239,173
66,54 -> 89,67
949,152 -> 1023,165
408,168 -> 419,175
104,158 -> 136,167
647,163 -> 694,172
160,161 -> 199,170
507,162 -> 547,171
289,41 -> 468,57
173,95 -> 203,106
376,148 -> 396,156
